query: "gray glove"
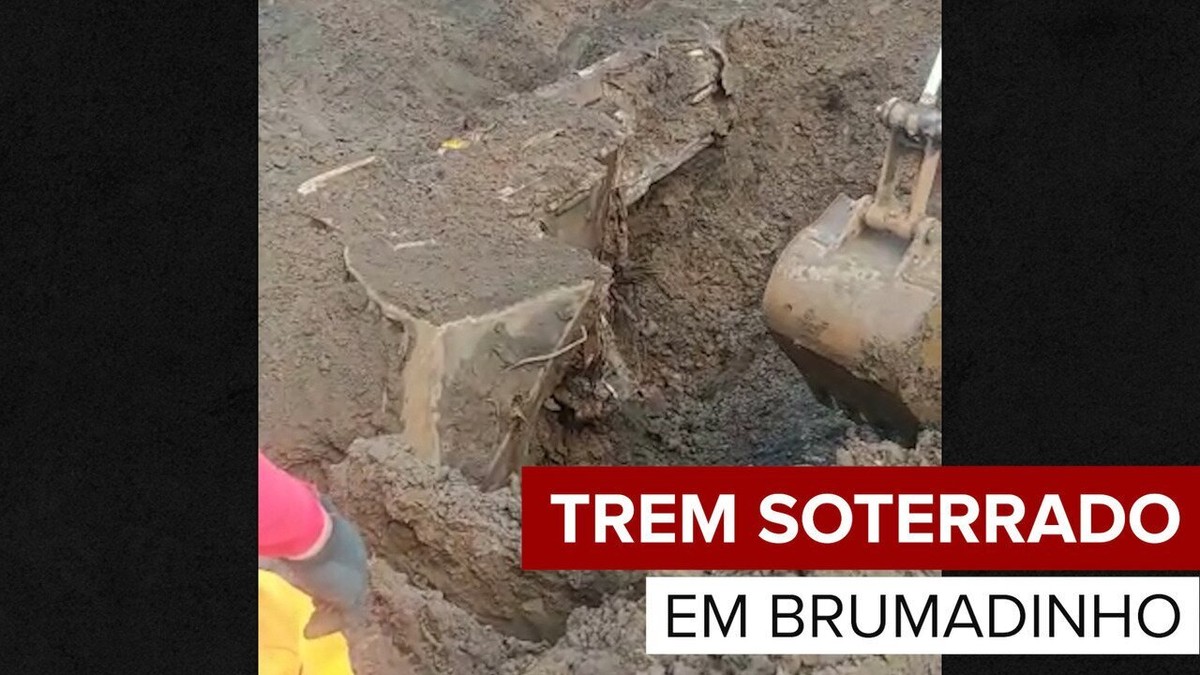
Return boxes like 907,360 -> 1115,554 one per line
281,495 -> 370,638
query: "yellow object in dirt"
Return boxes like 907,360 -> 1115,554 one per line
437,137 -> 471,154
259,569 -> 355,675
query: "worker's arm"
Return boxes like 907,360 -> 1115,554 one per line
259,450 -> 370,635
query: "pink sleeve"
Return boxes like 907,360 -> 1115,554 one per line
258,450 -> 328,559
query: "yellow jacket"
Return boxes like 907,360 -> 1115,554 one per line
259,569 -> 355,675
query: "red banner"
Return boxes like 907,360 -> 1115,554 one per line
520,466 -> 1200,571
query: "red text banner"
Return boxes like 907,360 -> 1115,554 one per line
519,466 -> 1200,571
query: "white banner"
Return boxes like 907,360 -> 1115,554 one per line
645,576 -> 1200,655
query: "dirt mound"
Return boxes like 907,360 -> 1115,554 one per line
521,432 -> 943,675
345,432 -> 943,675
329,435 -> 640,642
367,559 -> 541,674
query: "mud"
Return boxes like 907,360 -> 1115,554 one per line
259,0 -> 942,671
330,433 -> 942,674
535,5 -> 941,469
307,35 -> 738,488
328,435 -> 638,643
258,0 -> 939,478
257,0 -> 627,482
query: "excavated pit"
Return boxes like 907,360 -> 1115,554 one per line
259,0 -> 942,672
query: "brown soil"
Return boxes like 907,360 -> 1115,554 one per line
322,432 -> 941,674
535,4 -> 940,469
256,0 -> 624,481
258,0 -> 941,671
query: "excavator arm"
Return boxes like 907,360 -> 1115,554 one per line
763,48 -> 942,443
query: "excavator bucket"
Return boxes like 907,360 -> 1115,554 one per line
763,49 -> 941,443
